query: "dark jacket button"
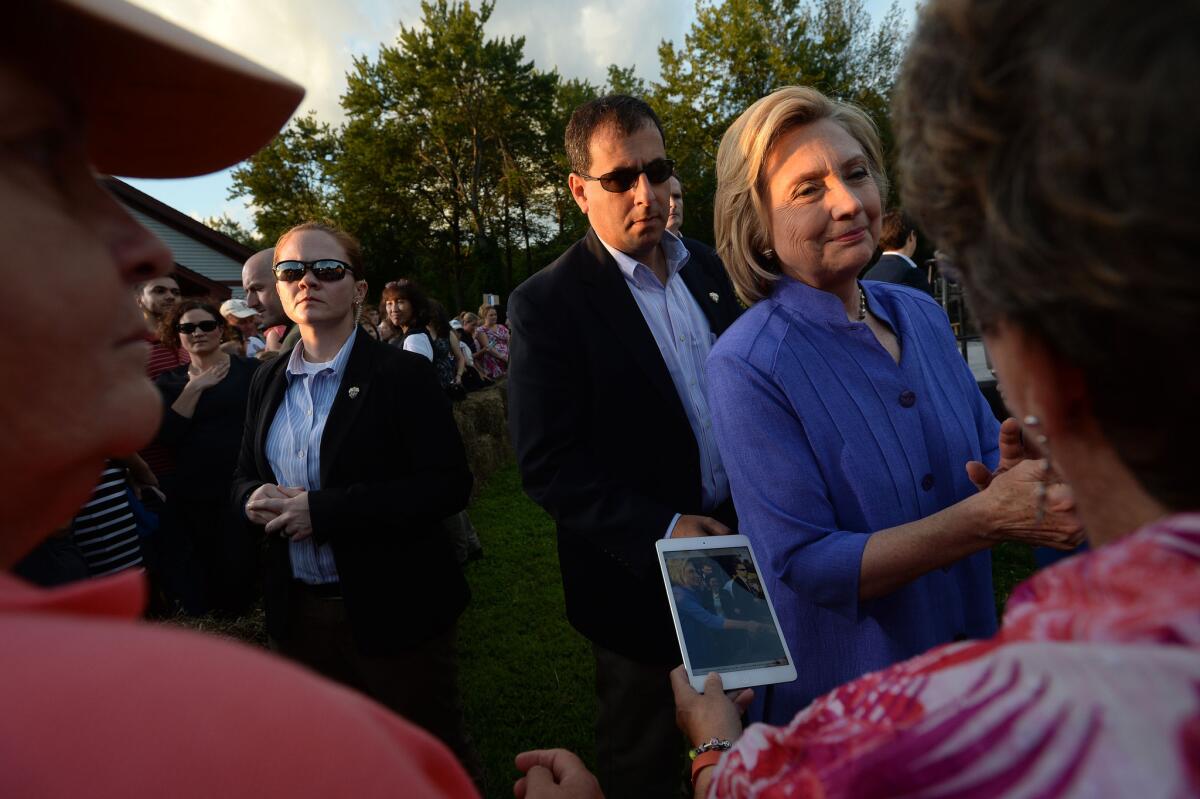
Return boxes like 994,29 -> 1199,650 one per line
900,390 -> 916,408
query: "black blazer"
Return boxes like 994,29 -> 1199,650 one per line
507,230 -> 742,664
232,331 -> 472,656
863,252 -> 934,295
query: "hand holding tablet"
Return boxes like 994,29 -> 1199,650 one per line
657,535 -> 797,691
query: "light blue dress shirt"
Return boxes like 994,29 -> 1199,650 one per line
597,232 -> 730,534
265,329 -> 357,584
707,277 -> 1000,723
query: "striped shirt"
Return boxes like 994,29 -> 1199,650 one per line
265,330 -> 357,584
143,332 -> 190,476
71,463 -> 143,576
597,231 -> 730,534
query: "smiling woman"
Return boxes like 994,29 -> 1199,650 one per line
153,300 -> 260,615
704,85 -> 1084,724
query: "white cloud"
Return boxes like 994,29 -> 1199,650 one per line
126,0 -> 421,123
122,0 -> 914,225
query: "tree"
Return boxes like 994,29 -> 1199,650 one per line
203,213 -> 267,250
652,0 -> 907,243
228,112 -> 338,246
339,0 -> 557,307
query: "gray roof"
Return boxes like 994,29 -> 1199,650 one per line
125,206 -> 244,289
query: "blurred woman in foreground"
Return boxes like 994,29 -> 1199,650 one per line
515,0 -> 1200,795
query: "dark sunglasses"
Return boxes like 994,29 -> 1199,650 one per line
273,259 -> 355,283
577,158 -> 675,193
176,320 -> 220,335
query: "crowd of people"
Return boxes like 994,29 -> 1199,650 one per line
4,0 -> 1197,797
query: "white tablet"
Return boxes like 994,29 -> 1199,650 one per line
656,535 -> 797,691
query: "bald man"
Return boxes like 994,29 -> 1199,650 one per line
241,247 -> 301,355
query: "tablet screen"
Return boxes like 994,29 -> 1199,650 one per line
662,545 -> 790,674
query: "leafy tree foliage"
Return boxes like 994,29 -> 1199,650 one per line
229,0 -> 907,308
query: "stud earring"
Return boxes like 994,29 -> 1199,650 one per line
761,248 -> 776,260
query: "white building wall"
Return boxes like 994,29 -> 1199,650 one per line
125,207 -> 245,296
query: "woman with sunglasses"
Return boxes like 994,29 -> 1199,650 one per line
154,300 -> 261,616
232,221 -> 482,784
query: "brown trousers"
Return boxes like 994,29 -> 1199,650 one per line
271,586 -> 484,788
593,643 -> 687,799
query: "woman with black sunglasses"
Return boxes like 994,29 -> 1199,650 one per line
232,221 -> 482,784
154,300 -> 261,616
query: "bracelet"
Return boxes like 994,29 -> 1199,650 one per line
690,750 -> 723,786
689,737 -> 732,759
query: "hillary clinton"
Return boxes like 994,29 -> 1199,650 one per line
705,86 -> 1083,722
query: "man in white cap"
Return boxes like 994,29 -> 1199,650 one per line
0,2 -> 476,796
219,297 -> 265,357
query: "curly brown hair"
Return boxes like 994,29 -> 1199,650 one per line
895,0 -> 1200,510
158,300 -> 224,351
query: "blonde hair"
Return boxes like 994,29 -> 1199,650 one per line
715,86 -> 888,306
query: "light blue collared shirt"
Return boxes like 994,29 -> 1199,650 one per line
265,328 -> 358,584
597,232 -> 730,535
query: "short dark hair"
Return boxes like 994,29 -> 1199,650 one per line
897,0 -> 1200,511
159,300 -> 223,350
564,94 -> 665,175
879,210 -> 917,251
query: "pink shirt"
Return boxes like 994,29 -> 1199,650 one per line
0,570 -> 478,798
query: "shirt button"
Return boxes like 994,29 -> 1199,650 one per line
298,450 -> 306,459
899,390 -> 917,408
921,473 -> 935,491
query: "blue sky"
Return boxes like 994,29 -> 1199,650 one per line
124,0 -> 914,231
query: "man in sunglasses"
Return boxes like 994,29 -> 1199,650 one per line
507,94 -> 742,798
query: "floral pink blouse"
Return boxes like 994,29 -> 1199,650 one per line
711,514 -> 1200,797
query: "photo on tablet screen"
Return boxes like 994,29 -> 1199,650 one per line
663,546 -> 790,674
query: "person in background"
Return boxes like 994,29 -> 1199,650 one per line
242,247 -> 301,356
234,222 -> 482,783
381,278 -> 434,361
449,317 -> 489,392
427,299 -> 467,400
666,173 -> 684,236
220,298 -> 265,357
472,304 -> 508,380
862,209 -> 934,295
0,1 -> 476,796
507,94 -> 743,798
155,300 -> 260,615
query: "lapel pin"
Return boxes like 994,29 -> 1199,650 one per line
709,292 -> 720,303
348,386 -> 360,399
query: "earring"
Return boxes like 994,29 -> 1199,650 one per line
354,301 -> 363,325
762,248 -> 776,260
1022,415 -> 1053,523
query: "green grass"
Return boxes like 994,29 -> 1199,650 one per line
458,462 -> 596,799
990,541 -> 1036,620
168,463 -> 1038,799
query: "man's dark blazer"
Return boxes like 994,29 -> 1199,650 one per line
231,331 -> 472,657
863,252 -> 934,295
507,229 -> 742,664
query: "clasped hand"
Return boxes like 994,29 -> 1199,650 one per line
965,417 -> 1085,550
245,484 -> 312,541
